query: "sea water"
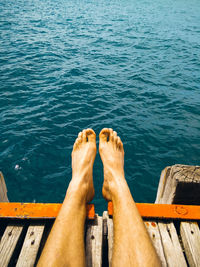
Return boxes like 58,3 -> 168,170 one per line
0,0 -> 200,213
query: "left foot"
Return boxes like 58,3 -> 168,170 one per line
69,129 -> 96,203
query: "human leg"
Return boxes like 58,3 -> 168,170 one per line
37,129 -> 96,267
99,128 -> 161,267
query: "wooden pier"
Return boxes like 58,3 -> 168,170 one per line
0,165 -> 200,267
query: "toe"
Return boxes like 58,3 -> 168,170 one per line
112,131 -> 117,141
114,136 -> 118,147
112,131 -> 118,146
99,128 -> 110,142
82,129 -> 87,142
78,131 -> 83,140
73,137 -> 79,150
117,136 -> 121,148
86,129 -> 96,142
108,128 -> 113,141
117,136 -> 124,152
77,137 -> 82,146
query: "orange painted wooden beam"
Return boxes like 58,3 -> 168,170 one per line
108,202 -> 200,220
0,203 -> 95,220
1,202 -> 200,220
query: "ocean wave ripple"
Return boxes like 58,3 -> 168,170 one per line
0,0 -> 200,213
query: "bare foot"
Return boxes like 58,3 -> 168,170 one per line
99,128 -> 126,201
69,129 -> 96,203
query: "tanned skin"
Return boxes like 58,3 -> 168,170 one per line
37,128 -> 161,267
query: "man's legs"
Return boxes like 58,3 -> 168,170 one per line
37,129 -> 96,267
99,128 -> 161,267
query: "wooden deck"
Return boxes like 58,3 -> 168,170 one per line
0,164 -> 200,267
104,212 -> 200,267
0,215 -> 103,267
0,213 -> 200,266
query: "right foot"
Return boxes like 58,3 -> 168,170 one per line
68,129 -> 96,203
99,128 -> 126,201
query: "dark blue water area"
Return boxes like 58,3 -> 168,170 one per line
0,0 -> 200,214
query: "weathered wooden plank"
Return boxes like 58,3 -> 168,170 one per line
0,202 -> 95,219
86,215 -> 103,267
107,202 -> 200,220
155,165 -> 200,205
158,222 -> 187,267
0,172 -> 9,202
0,225 -> 23,267
16,224 -> 45,267
145,221 -> 167,266
180,221 -> 200,267
155,167 -> 171,204
104,212 -> 168,266
103,211 -> 113,266
155,165 -> 200,266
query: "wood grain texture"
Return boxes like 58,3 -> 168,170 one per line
0,172 -> 9,202
16,224 -> 45,267
103,211 -> 113,266
86,215 -> 103,267
0,202 -> 95,219
0,225 -> 23,267
145,221 -> 167,266
155,167 -> 171,204
104,213 -> 169,267
156,165 -> 200,205
180,221 -> 200,267
158,222 -> 187,267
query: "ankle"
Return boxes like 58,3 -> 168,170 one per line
108,176 -> 129,200
66,179 -> 88,203
104,167 -> 125,184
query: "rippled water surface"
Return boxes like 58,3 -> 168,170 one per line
0,0 -> 200,213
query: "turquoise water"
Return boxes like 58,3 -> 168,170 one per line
0,0 -> 200,213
